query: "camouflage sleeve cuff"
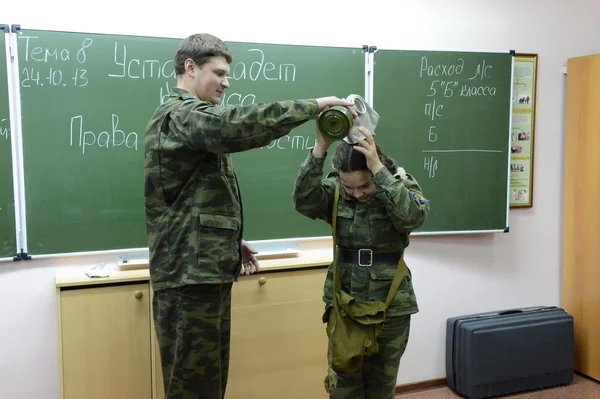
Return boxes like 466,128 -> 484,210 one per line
295,149 -> 325,179
373,166 -> 397,190
308,149 -> 327,167
303,99 -> 320,118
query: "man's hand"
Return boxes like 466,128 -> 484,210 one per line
240,240 -> 260,275
315,96 -> 358,116
313,97 -> 359,158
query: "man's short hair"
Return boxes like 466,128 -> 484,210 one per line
174,33 -> 233,75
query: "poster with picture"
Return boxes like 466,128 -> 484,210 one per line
510,54 -> 537,207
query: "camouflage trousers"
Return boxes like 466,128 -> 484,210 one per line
329,315 -> 411,399
153,283 -> 233,399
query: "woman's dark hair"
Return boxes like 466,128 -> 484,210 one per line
331,141 -> 397,174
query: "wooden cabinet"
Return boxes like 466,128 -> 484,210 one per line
562,53 -> 600,381
57,266 -> 329,399
57,283 -> 152,399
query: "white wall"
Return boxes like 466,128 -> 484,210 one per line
2,0 -> 600,398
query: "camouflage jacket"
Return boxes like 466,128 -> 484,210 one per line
293,151 -> 430,316
145,88 -> 319,290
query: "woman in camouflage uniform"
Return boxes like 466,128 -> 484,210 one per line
293,126 -> 429,399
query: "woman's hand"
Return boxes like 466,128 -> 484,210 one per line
351,127 -> 384,175
313,102 -> 358,158
313,121 -> 334,158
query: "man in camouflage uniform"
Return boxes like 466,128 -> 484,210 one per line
293,126 -> 429,399
144,33 -> 355,399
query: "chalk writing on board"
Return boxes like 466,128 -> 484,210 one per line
460,85 -> 497,97
427,80 -> 459,98
424,99 -> 444,121
230,49 -> 296,82
1,118 -> 9,139
221,92 -> 257,106
158,80 -> 173,105
19,35 -> 93,64
419,57 -> 464,78
109,43 -> 175,80
21,67 -> 89,88
69,114 -> 138,154
424,156 -> 438,179
468,60 -> 492,80
419,57 -> 503,178
423,149 -> 503,153
19,35 -> 93,88
462,60 -> 497,96
424,78 -> 497,98
426,126 -> 438,143
155,48 -> 295,105
262,135 -> 315,151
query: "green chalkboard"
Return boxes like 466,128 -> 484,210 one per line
16,29 -> 365,255
373,49 -> 512,233
1,27 -> 16,258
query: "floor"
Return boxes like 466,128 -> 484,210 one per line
396,374 -> 600,398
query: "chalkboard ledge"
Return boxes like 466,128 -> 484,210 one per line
55,249 -> 332,288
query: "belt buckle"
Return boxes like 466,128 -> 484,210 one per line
358,249 -> 373,267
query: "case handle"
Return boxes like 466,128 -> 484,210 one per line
497,309 -> 524,315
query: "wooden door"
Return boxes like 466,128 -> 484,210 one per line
61,283 -> 152,399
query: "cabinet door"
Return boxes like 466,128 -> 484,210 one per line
152,314 -> 164,399
226,268 -> 329,399
60,283 -> 152,399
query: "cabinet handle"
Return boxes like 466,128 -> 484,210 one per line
134,291 -> 143,299
258,277 -> 267,285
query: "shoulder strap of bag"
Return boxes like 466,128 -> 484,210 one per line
332,182 -> 341,295
385,255 -> 407,308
